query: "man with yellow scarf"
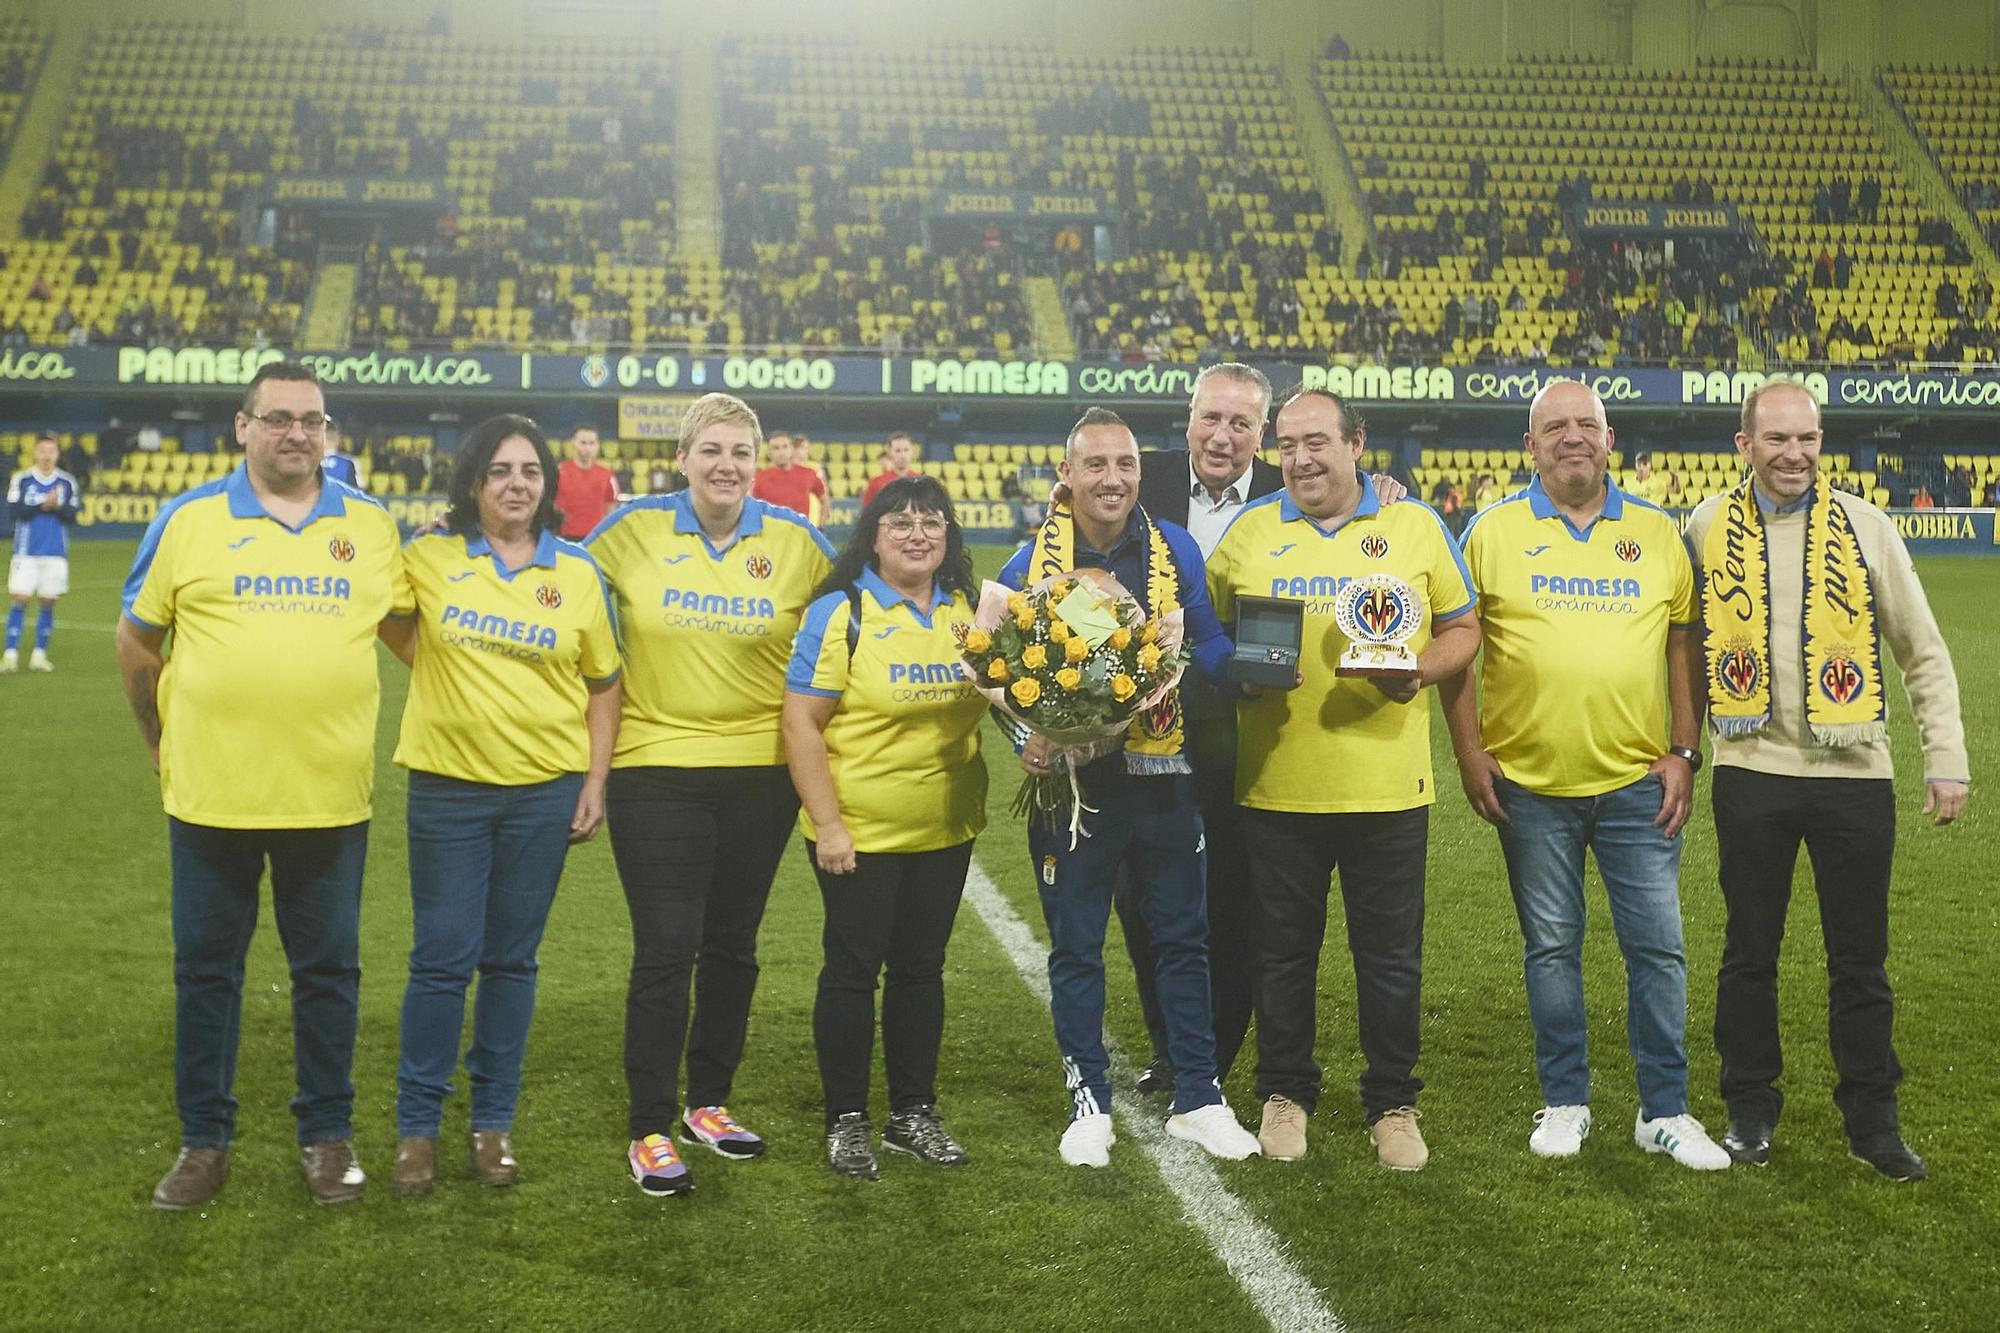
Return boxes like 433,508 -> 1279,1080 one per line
1686,381 -> 1969,1182
999,408 -> 1261,1168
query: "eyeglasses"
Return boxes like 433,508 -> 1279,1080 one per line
247,410 -> 332,436
882,515 -> 948,539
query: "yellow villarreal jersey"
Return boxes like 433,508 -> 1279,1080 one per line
787,570 -> 988,853
393,529 -> 623,786
587,493 -> 835,768
1459,477 -> 1696,797
1207,487 -> 1474,813
122,469 -> 410,829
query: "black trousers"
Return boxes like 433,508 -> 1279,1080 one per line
1712,767 -> 1902,1139
1247,805 -> 1427,1120
606,764 -> 798,1139
1112,766 -> 1255,1079
810,840 -> 974,1125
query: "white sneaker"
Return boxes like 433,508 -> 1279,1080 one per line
0,649 -> 16,673
1165,1102 -> 1262,1160
1635,1112 -> 1731,1171
1529,1104 -> 1592,1158
28,649 -> 51,672
1059,1113 -> 1115,1168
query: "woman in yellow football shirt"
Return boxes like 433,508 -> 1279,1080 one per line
585,393 -> 837,1197
379,413 -> 622,1195
781,476 -> 987,1180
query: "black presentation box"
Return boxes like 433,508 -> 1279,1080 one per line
1227,594 -> 1304,690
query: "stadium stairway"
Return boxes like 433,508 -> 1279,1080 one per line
1024,274 -> 1076,361
1852,70 -> 2000,280
676,39 -> 721,261
300,245 -> 360,351
1281,45 -> 1372,273
0,22 -> 82,241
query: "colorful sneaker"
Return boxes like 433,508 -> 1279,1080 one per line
628,1133 -> 694,1197
883,1105 -> 969,1166
827,1112 -> 879,1179
1635,1112 -> 1731,1171
679,1105 -> 767,1160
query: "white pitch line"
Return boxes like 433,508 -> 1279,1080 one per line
962,861 -> 1343,1333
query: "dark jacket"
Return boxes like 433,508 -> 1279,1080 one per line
1137,448 -> 1281,528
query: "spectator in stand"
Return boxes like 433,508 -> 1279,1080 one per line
752,431 -> 830,524
1942,467 -> 1973,509
792,434 -> 827,487
862,432 -> 920,506
320,419 -> 360,488
554,425 -> 620,540
1630,452 -> 1670,506
1430,475 -> 1466,537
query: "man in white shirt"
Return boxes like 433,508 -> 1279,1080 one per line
1124,364 -> 1284,1090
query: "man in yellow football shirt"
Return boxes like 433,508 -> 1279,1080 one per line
1207,387 -> 1479,1171
1441,379 -> 1728,1171
116,361 -> 411,1210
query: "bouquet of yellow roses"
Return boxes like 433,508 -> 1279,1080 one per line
956,569 -> 1190,844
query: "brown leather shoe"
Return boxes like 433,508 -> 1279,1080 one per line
393,1138 -> 437,1197
152,1146 -> 229,1210
300,1139 -> 366,1205
470,1131 -> 519,1188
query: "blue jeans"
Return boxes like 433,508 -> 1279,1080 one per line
396,771 -> 582,1137
1029,772 -> 1220,1118
167,818 -> 369,1148
1494,773 -> 1690,1119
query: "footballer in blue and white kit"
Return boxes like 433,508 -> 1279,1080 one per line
5,432 -> 80,672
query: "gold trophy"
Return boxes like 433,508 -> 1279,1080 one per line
1333,574 -> 1422,679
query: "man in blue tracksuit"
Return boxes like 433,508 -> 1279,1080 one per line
997,407 -> 1260,1168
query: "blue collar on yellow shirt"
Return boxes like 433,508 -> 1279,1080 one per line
465,527 -> 560,581
1524,473 -> 1627,540
223,463 -> 350,531
669,490 -> 764,556
1276,469 -> 1380,535
858,564 -> 946,628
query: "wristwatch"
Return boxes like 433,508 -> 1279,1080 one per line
1668,745 -> 1703,772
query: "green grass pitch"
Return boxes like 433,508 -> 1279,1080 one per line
0,543 -> 1993,1330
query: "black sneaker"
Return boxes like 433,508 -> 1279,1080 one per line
1721,1121 -> 1773,1166
1135,1059 -> 1174,1096
1849,1132 -> 1928,1182
883,1105 -> 969,1166
826,1112 -> 879,1180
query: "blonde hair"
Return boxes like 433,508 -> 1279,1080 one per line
676,392 -> 762,454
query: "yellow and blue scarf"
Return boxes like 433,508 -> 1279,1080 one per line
1701,480 -> 1887,746
1032,500 -> 1188,773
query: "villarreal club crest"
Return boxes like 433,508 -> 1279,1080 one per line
1716,638 -> 1763,700
1334,574 -> 1421,679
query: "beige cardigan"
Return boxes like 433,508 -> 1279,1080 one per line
1684,489 -> 1970,783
